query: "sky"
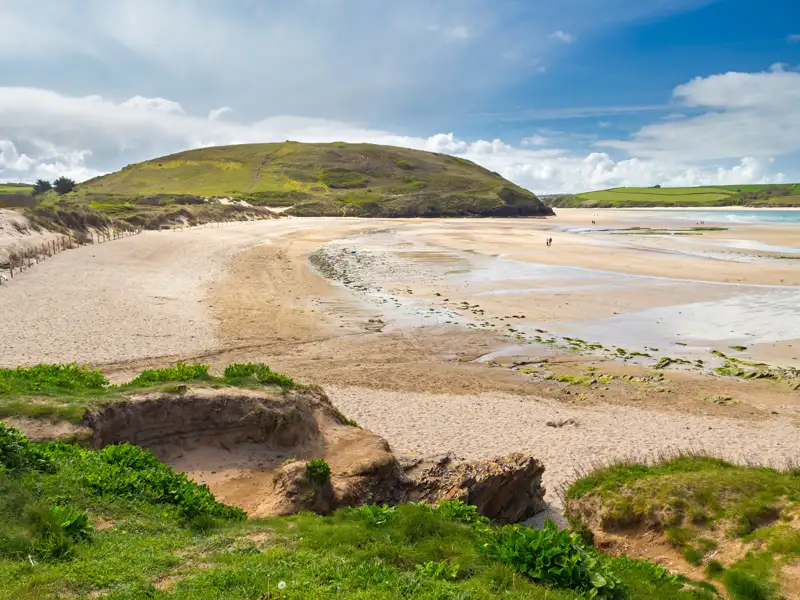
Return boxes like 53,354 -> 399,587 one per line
1,0 -> 799,194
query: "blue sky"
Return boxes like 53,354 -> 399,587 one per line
0,0 -> 798,193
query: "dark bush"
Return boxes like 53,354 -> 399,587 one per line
53,177 -> 77,195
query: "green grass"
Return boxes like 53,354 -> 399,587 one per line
0,183 -> 36,208
565,455 -> 800,599
0,425 -> 715,599
0,183 -> 33,195
544,184 -> 800,208
0,362 -> 296,424
59,142 -> 552,219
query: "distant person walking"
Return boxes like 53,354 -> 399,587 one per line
546,237 -> 552,247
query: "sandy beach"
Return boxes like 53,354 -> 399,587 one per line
1,209 -> 798,516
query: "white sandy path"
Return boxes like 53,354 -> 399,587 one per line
0,219 -> 363,367
329,386 -> 800,519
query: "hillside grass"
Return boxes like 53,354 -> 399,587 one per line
0,362 -> 296,424
0,422 -> 716,600
545,184 -> 800,208
57,142 -> 551,219
565,455 -> 800,599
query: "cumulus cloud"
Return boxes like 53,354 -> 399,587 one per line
599,67 -> 800,162
0,85 -> 792,194
550,31 -> 574,43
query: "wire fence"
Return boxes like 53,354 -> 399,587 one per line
0,217 -> 268,286
0,228 -> 142,286
157,218 -> 265,232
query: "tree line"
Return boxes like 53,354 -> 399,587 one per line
32,177 -> 76,196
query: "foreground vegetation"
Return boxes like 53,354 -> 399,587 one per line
566,455 -> 800,599
0,364 -> 721,598
4,364 -> 795,597
18,142 -> 551,222
0,362 -> 296,424
0,421 -> 716,600
545,184 -> 800,208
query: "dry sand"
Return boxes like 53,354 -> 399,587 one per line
328,385 -> 800,520
0,208 -> 62,264
1,210 -> 798,520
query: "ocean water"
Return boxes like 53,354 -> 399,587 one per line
621,209 -> 800,225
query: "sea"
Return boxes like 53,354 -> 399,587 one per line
621,209 -> 800,225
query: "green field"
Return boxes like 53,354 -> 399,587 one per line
545,184 -> 800,208
0,183 -> 33,195
66,142 -> 551,220
0,183 -> 34,208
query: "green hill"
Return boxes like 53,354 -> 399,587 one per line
70,142 -> 552,219
544,184 -> 800,208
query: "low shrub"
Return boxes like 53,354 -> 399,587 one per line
483,519 -> 624,599
223,362 -> 264,379
223,362 -> 295,388
0,423 -> 55,473
432,499 -> 489,527
306,459 -> 331,485
126,362 -> 210,387
25,504 -> 93,559
85,443 -> 246,521
0,469 -> 92,561
0,363 -> 108,396
723,570 -> 772,600
357,504 -> 397,526
705,560 -> 725,578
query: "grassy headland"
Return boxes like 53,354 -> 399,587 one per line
36,142 -> 552,222
544,184 -> 800,208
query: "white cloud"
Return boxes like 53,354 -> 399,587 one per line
599,67 -> 800,162
550,30 -> 574,43
0,0 -> 724,125
0,141 -> 36,172
208,107 -> 233,121
122,96 -> 185,115
0,0 -> 555,123
0,140 -> 100,183
521,135 -> 549,146
0,86 -> 793,194
788,34 -> 800,43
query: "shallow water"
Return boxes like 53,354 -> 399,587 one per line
317,228 -> 800,367
555,287 -> 800,360
620,209 -> 800,225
